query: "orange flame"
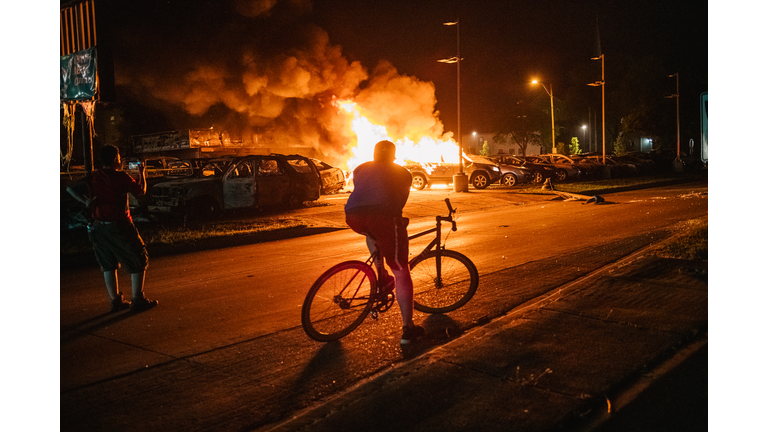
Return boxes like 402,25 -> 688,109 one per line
336,99 -> 463,173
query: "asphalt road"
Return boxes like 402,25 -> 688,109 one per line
60,181 -> 708,431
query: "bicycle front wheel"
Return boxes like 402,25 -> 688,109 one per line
410,250 -> 479,313
302,261 -> 376,342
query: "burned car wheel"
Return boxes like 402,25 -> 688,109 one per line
284,193 -> 305,209
470,171 -> 490,189
532,171 -> 544,184
556,169 -> 568,181
411,173 -> 427,190
501,173 -> 518,187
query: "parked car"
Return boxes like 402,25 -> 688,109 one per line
568,153 -> 605,178
285,157 -> 345,194
602,155 -> 638,176
526,155 -> 581,181
491,155 -> 556,184
576,154 -> 633,177
525,155 -> 582,181
148,154 -> 321,218
405,155 -> 501,190
618,152 -> 657,173
498,163 -> 534,187
310,159 -> 346,194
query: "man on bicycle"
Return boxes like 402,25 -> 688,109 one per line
345,140 -> 425,344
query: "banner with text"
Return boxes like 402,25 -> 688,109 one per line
60,47 -> 97,101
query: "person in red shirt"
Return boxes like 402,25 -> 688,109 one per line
67,145 -> 157,313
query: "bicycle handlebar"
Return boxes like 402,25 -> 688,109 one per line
439,198 -> 458,231
445,198 -> 454,214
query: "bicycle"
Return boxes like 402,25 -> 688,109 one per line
301,198 -> 479,342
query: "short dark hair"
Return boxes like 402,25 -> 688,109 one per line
99,145 -> 120,168
373,140 -> 396,162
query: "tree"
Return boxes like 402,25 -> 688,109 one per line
480,140 -> 490,156
493,103 -> 547,156
570,137 -> 582,155
613,139 -> 628,156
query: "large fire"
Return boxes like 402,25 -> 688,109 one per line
335,99 -> 463,173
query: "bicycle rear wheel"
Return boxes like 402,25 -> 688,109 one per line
410,250 -> 479,313
302,261 -> 376,342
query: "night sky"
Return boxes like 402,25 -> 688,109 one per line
314,0 -> 707,132
93,0 -> 707,158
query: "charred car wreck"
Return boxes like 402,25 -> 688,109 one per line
148,154 -> 321,217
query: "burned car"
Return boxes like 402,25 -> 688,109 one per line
163,158 -> 214,179
285,157 -> 345,194
406,155 -> 501,190
123,156 -> 179,216
148,154 -> 321,217
308,159 -> 346,194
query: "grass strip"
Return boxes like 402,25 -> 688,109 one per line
514,172 -> 705,195
61,217 -> 308,255
652,217 -> 708,261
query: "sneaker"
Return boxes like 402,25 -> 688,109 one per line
110,295 -> 130,313
130,297 -> 158,312
400,324 -> 425,345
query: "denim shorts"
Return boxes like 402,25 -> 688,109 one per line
88,220 -> 149,273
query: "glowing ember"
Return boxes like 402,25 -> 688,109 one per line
336,99 -> 463,173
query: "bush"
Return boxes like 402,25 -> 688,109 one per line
570,137 -> 582,155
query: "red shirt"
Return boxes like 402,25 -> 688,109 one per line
84,169 -> 144,222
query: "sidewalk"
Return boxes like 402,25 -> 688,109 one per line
261,247 -> 707,432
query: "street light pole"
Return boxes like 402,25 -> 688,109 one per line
440,19 -> 468,191
588,54 -> 605,163
667,72 -> 684,172
532,80 -> 556,154
668,73 -> 680,158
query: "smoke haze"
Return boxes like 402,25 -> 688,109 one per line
112,0 -> 446,166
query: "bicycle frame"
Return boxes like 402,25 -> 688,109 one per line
369,198 -> 457,287
302,198 -> 476,341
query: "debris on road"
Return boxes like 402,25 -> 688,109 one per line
542,178 -> 605,204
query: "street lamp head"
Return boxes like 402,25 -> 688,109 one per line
472,131 -> 476,136
582,125 -> 586,130
531,80 -> 538,84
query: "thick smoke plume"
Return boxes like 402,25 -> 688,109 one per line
116,0 -> 446,167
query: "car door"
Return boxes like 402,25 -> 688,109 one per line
435,162 -> 461,182
223,159 -> 256,209
256,156 -> 291,208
